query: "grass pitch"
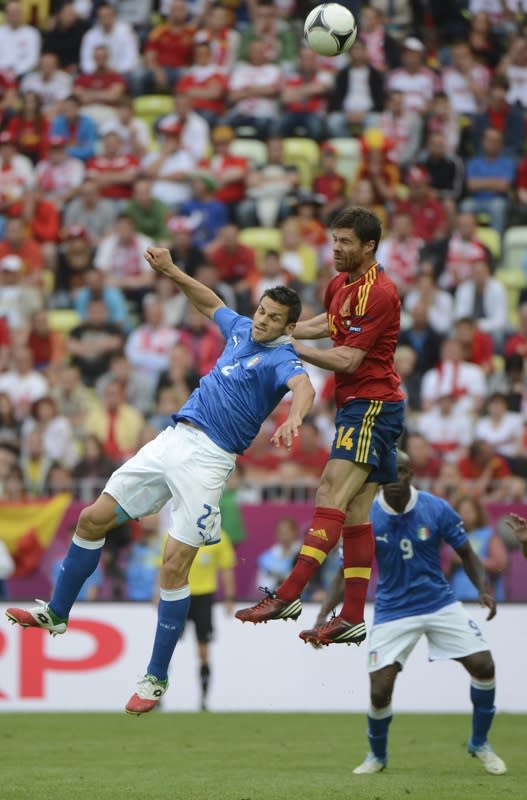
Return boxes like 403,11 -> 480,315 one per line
2,712 -> 525,800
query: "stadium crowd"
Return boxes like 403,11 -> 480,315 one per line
0,0 -> 527,597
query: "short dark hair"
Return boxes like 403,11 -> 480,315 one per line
331,207 -> 382,252
261,286 -> 302,323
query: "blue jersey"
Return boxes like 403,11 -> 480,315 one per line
173,307 -> 305,454
371,489 -> 468,624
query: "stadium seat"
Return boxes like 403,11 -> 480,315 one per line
239,227 -> 282,266
502,226 -> 527,272
476,226 -> 501,261
47,309 -> 82,335
283,138 -> 320,189
495,268 -> 526,329
229,138 -> 267,167
327,137 -> 361,185
133,95 -> 174,128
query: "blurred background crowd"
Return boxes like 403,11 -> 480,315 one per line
0,0 -> 527,601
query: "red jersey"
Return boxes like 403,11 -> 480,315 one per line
176,70 -> 228,116
74,71 -> 127,96
324,264 -> 404,406
145,23 -> 196,69
86,153 -> 139,199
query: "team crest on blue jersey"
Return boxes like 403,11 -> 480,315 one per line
246,355 -> 262,368
417,527 -> 430,541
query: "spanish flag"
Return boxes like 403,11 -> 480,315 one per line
1,493 -> 71,576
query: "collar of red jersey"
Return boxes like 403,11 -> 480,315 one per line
378,485 -> 419,515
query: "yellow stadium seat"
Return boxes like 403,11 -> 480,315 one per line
476,226 -> 501,260
283,138 -> 320,189
327,137 -> 361,185
47,309 -> 82,335
495,268 -> 526,329
133,95 -> 174,128
503,226 -> 527,272
239,227 -> 282,266
229,138 -> 268,167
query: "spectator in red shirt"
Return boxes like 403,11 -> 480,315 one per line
280,46 -> 332,141
199,124 -> 248,214
356,129 -> 400,205
313,143 -> 347,224
504,302 -> 527,359
7,91 -> 49,165
178,304 -> 223,377
0,216 -> 43,276
405,431 -> 442,491
208,223 -> 257,287
454,316 -> 495,376
175,36 -> 228,127
290,417 -> 328,479
395,165 -> 448,242
458,439 -> 512,502
86,123 -> 139,202
74,44 -> 127,108
27,309 -> 66,369
139,0 -> 196,94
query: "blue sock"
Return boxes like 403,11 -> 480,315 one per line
469,678 -> 496,748
146,586 -> 191,681
49,534 -> 105,619
367,704 -> 392,763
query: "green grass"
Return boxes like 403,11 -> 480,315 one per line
1,713 -> 525,800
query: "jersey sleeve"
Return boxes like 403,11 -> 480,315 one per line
437,500 -> 468,550
213,306 -> 246,339
273,348 -> 307,390
342,285 -> 399,351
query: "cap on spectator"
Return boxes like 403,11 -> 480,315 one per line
64,224 -> 88,240
194,30 -> 211,45
403,37 -> 425,52
167,216 -> 192,233
191,171 -> 217,191
0,131 -> 15,145
100,120 -> 123,138
158,120 -> 182,137
0,254 -> 22,271
321,142 -> 337,155
211,125 -> 235,143
407,165 -> 430,184
49,135 -> 68,147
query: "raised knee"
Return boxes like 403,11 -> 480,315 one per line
470,653 -> 495,681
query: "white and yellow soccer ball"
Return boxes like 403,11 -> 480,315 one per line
304,3 -> 358,57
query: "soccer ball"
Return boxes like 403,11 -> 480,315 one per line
304,3 -> 357,57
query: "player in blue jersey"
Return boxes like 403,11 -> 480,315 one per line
307,451 -> 507,776
5,247 -> 315,715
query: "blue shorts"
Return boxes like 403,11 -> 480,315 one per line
330,399 -> 405,484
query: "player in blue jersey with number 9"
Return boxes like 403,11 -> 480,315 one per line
6,247 -> 315,714
309,451 -> 507,776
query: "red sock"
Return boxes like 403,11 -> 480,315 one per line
277,507 -> 345,602
340,523 -> 374,623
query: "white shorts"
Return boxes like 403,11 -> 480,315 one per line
367,602 -> 489,673
104,424 -> 235,547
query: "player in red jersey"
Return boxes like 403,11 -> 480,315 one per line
236,207 -> 405,645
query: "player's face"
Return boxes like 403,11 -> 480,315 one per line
252,297 -> 294,342
332,228 -> 374,274
382,460 -> 412,509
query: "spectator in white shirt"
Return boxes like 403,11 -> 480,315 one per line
404,261 -> 454,336
227,40 -> 282,140
80,2 -> 139,77
454,258 -> 509,347
0,345 -> 48,417
142,120 -> 195,209
377,210 -> 423,297
474,391 -> 524,458
416,392 -> 474,461
498,34 -> 527,108
35,135 -> 84,206
421,337 -> 487,416
94,212 -> 154,307
372,89 -> 422,167
387,37 -> 438,113
441,42 -> 490,116
20,52 -> 72,116
157,93 -> 210,163
0,1 -> 41,78
124,297 -> 179,393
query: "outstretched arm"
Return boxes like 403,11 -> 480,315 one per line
294,341 -> 367,373
506,513 -> 527,558
145,247 -> 225,319
270,373 -> 315,449
455,541 -> 497,621
293,312 -> 330,340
